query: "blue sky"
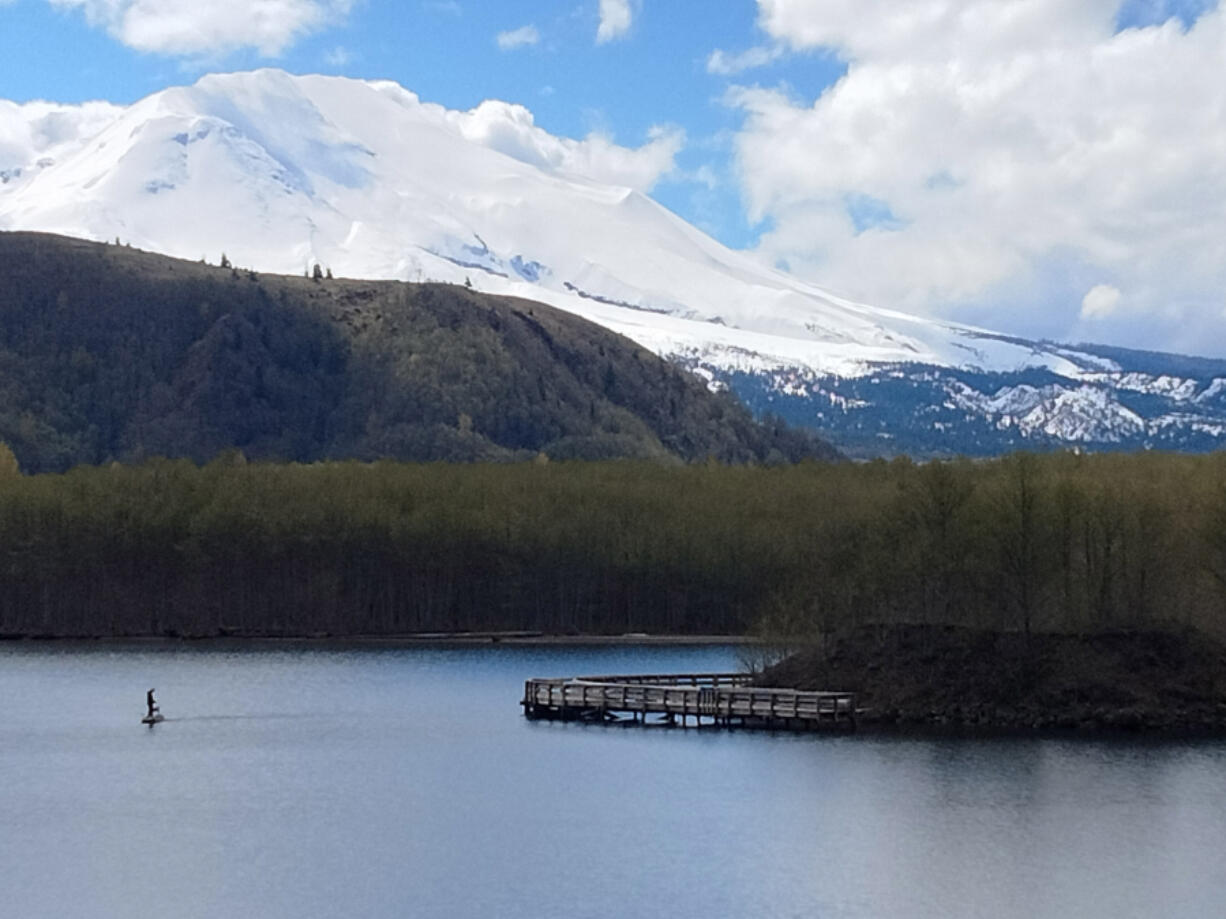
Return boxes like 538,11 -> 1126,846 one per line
1,0 -> 1224,355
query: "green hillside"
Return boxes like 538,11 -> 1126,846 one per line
0,232 -> 839,472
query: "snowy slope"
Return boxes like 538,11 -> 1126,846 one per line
2,70 -> 1223,454
0,70 -> 1098,375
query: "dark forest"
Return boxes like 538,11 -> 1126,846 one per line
1,451 -> 1223,640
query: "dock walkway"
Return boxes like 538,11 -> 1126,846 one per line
522,673 -> 856,732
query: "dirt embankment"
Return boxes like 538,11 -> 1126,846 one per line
758,624 -> 1226,734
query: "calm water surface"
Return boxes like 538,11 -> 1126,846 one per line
2,641 -> 1225,919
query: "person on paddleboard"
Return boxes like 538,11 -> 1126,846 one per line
146,688 -> 157,719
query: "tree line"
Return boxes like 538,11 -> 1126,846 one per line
0,451 -> 1223,639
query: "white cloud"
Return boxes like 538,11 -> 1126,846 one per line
0,98 -> 124,169
688,164 -> 719,191
596,0 -> 633,44
730,0 -> 1226,352
47,0 -> 353,56
706,44 -> 785,75
444,98 -> 681,192
324,45 -> 352,67
496,24 -> 540,51
1081,284 -> 1122,319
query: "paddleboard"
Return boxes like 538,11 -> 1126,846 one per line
141,713 -> 164,725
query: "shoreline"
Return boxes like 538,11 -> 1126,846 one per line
846,720 -> 1226,741
0,631 -> 764,646
758,624 -> 1226,737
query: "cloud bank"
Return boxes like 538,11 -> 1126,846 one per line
0,99 -> 124,170
48,0 -> 353,56
731,0 -> 1226,352
441,97 -> 681,192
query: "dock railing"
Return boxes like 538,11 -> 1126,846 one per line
522,673 -> 855,732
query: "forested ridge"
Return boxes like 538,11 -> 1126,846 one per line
1,451 -> 1224,639
0,231 -> 837,472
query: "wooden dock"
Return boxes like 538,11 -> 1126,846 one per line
522,673 -> 856,732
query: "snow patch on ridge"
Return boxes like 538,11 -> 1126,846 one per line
1084,372 -> 1201,402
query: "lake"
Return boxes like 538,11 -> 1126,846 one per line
2,641 -> 1224,919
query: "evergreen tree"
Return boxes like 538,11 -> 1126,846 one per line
0,442 -> 19,478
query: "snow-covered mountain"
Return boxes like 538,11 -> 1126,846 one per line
3,69 -> 1223,456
